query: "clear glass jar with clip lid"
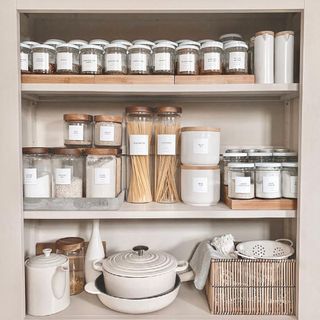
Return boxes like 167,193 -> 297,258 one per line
222,152 -> 247,185
128,45 -> 152,74
152,42 -> 175,75
224,41 -> 248,74
200,41 -> 223,75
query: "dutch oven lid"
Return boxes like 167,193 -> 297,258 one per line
102,246 -> 177,278
26,248 -> 68,268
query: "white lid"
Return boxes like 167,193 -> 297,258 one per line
44,39 -> 66,45
69,39 -> 88,46
22,41 -> 39,47
26,249 -> 68,268
111,40 -> 132,46
106,43 -> 127,50
199,39 -> 214,44
282,162 -> 298,168
20,43 -> 31,49
219,33 -> 242,40
273,152 -> 297,157
255,162 -> 282,168
154,40 -> 178,47
176,45 -> 199,51
228,162 -> 254,168
176,39 -> 192,44
248,152 -> 273,157
128,44 -> 152,52
224,41 -> 248,50
223,152 -> 247,157
201,41 -> 223,50
89,39 -> 110,47
32,44 -> 56,51
102,246 -> 177,278
133,40 -> 155,46
179,40 -> 200,47
152,42 -> 175,50
57,43 -> 79,50
80,44 -> 104,52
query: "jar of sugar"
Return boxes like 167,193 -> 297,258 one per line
282,162 -> 298,199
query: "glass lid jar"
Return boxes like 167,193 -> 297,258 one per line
200,41 -> 223,74
152,43 -> 175,75
224,40 -> 248,74
282,162 -> 298,199
56,43 -> 80,74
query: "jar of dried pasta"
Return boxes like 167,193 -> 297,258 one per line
56,43 -> 80,74
20,43 -> 32,73
176,45 -> 199,75
104,43 -> 127,75
32,44 -> 56,74
152,43 -> 175,75
224,41 -> 248,74
94,115 -> 122,147
80,44 -> 104,75
200,41 -> 223,74
128,45 -> 152,75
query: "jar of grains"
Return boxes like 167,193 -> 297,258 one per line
255,163 -> 282,199
222,152 -> 247,185
80,45 -> 104,74
56,44 -> 80,74
248,152 -> 273,163
44,39 -> 66,49
224,41 -> 248,74
281,162 -> 298,199
20,43 -> 31,73
228,163 -> 255,199
23,147 -> 52,198
94,115 -> 122,147
200,41 -> 223,74
273,151 -> 298,163
32,44 -> 56,74
64,114 -> 93,147
104,43 -> 127,75
128,45 -> 152,75
52,148 -> 84,198
152,43 -> 175,75
176,45 -> 199,75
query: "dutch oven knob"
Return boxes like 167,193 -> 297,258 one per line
133,245 -> 149,256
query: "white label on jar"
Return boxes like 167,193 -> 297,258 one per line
33,52 -> 49,71
100,126 -> 115,142
21,52 -> 29,71
193,138 -> 209,154
130,135 -> 149,155
57,52 -> 72,70
106,53 -> 122,71
290,176 -> 298,194
55,168 -> 71,185
24,168 -> 37,185
81,54 -> 98,72
204,52 -> 220,71
235,177 -> 251,193
192,177 -> 208,193
263,175 -> 280,193
179,54 -> 195,72
157,134 -> 176,155
229,52 -> 246,70
155,52 -> 171,71
94,168 -> 111,185
68,124 -> 84,141
130,53 -> 147,72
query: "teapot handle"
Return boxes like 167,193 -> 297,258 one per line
52,265 -> 69,300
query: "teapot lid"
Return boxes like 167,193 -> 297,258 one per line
26,248 -> 68,268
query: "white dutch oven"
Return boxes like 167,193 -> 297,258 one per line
93,245 -> 188,299
25,248 -> 70,316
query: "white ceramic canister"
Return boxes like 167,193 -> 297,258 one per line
181,127 -> 220,165
275,31 -> 294,84
181,165 -> 220,206
254,31 -> 274,84
25,249 -> 70,316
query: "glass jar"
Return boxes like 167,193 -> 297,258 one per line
85,148 -> 122,198
273,152 -> 298,163
94,115 -> 122,147
20,43 -> 31,73
154,106 -> 182,203
128,45 -> 152,75
176,45 -> 199,75
248,36 -> 255,74
282,162 -> 298,199
126,106 -> 153,203
69,39 -> 88,48
178,40 -> 201,49
222,152 -> 247,185
104,43 -> 127,75
89,39 -> 109,49
255,163 -> 282,199
64,114 -> 93,147
23,147 -> 52,198
44,39 -> 66,49
200,41 -> 223,75
52,148 -> 84,198
199,39 -> 214,45
152,43 -> 175,75
56,44 -> 80,74
32,44 -> 56,74
228,163 -> 255,199
248,152 -> 273,163
56,237 -> 85,295
224,41 -> 248,74
80,45 -> 104,75
155,40 -> 178,48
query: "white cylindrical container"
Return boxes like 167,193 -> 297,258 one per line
254,31 -> 274,84
181,165 -> 220,206
275,31 -> 294,84
282,162 -> 298,199
181,127 -> 220,165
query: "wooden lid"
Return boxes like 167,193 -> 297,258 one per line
23,147 -> 49,154
51,148 -> 82,156
56,237 -> 84,251
255,30 -> 274,37
181,164 -> 220,170
85,148 -> 121,156
64,114 -> 93,122
126,106 -> 153,114
156,106 -> 182,114
94,115 -> 123,123
181,126 -> 220,132
275,30 -> 294,37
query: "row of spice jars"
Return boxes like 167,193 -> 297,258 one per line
23,147 -> 122,199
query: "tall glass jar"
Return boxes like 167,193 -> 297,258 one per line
222,152 -> 247,185
176,45 -> 199,75
104,43 -> 127,75
23,147 -> 52,198
20,43 -> 31,73
152,43 -> 175,75
51,148 -> 84,198
224,41 -> 248,74
126,106 -> 153,203
282,162 -> 298,199
32,44 -> 56,74
56,237 -> 85,295
128,45 -> 152,75
80,45 -> 104,75
154,106 -> 182,203
56,44 -> 80,74
200,41 -> 223,75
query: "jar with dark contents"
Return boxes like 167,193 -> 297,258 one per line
219,33 -> 243,45
20,43 -> 32,73
224,41 -> 248,74
32,44 -> 56,74
104,43 -> 127,75
248,36 -> 255,74
200,41 -> 223,74
56,44 -> 80,74
80,45 -> 104,75
152,42 -> 175,75
128,45 -> 152,75
176,45 -> 199,75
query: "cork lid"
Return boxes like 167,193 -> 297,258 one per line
56,237 -> 84,252
126,106 -> 153,114
51,148 -> 82,156
85,148 -> 121,156
255,30 -> 275,37
181,164 -> 220,170
156,106 -> 182,114
64,114 -> 93,122
94,115 -> 123,123
23,147 -> 49,154
181,126 -> 220,132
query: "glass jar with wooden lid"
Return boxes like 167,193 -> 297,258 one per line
104,43 -> 127,75
94,115 -> 123,147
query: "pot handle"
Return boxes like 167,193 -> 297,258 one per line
276,239 -> 294,247
176,260 -> 189,273
179,270 -> 195,283
92,259 -> 103,272
85,282 -> 101,295
235,251 -> 257,260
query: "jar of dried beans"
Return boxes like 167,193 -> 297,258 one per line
200,41 -> 223,74
32,44 -> 56,74
80,45 -> 104,75
56,43 -> 80,74
176,45 -> 199,75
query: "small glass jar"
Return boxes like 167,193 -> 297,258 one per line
255,163 -> 282,199
44,39 -> 66,49
176,45 -> 199,75
80,44 -> 104,75
228,163 -> 255,199
273,152 -> 298,163
128,45 -> 152,75
282,162 -> 298,199
64,114 -> 93,147
69,39 -> 88,48
248,36 -> 255,74
152,43 -> 175,75
104,43 -> 127,75
248,152 -> 273,163
51,148 -> 84,198
94,115 -> 122,147
224,41 -> 248,74
223,152 -> 247,185
200,41 -> 223,75
32,44 -> 56,74
23,147 -> 52,198
56,44 -> 80,74
20,43 -> 32,73
56,237 -> 85,295
89,39 -> 109,49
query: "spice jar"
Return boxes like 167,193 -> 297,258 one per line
126,106 -> 153,203
32,44 -> 56,74
104,43 -> 127,75
222,152 -> 247,185
155,106 -> 182,203
20,43 -> 32,73
152,43 -> 175,75
69,39 -> 88,48
176,45 -> 199,75
200,41 -> 223,75
85,148 -> 122,198
64,114 -> 93,147
80,45 -> 104,75
44,39 -> 66,49
56,44 -> 80,74
128,45 -> 152,75
56,237 -> 85,295
51,148 -> 84,198
273,152 -> 298,163
94,115 -> 122,147
23,147 -> 52,198
89,39 -> 109,49
248,152 -> 273,163
255,163 -> 282,199
282,162 -> 298,199
228,163 -> 255,199
224,41 -> 248,74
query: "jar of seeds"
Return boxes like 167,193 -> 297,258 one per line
152,42 -> 175,75
200,41 -> 223,74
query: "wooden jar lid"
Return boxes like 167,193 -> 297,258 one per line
156,106 -> 182,114
126,106 -> 153,114
181,164 -> 220,170
64,114 -> 93,122
181,126 -> 220,132
23,147 -> 49,154
51,148 -> 82,156
56,237 -> 84,252
94,115 -> 123,123
85,148 -> 121,156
